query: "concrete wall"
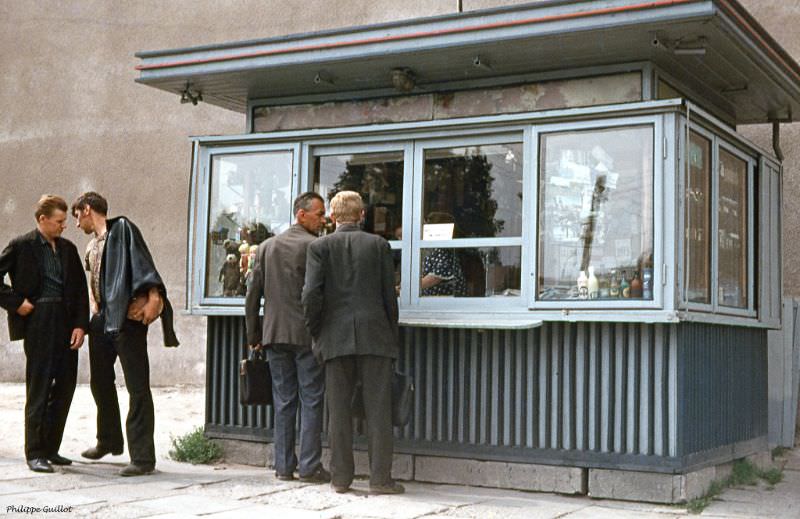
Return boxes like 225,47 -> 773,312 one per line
1,0 -> 798,385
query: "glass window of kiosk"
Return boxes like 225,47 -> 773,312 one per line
536,124 -> 655,302
205,150 -> 294,299
417,142 -> 524,299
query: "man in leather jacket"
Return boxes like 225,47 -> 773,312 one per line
0,195 -> 89,473
72,192 -> 178,477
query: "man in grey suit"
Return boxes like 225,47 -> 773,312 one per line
302,190 -> 404,495
245,192 -> 330,483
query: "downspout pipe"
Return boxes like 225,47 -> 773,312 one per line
772,120 -> 784,163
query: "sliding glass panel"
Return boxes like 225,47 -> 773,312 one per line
686,131 -> 712,304
718,149 -> 748,308
537,125 -> 654,301
313,151 -> 404,241
421,143 -> 523,240
206,150 -> 294,298
419,246 -> 521,298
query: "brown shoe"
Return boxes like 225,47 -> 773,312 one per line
81,445 -> 123,460
299,466 -> 331,484
331,483 -> 350,493
119,463 -> 155,477
370,481 -> 405,494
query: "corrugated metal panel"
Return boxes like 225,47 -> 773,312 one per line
677,322 -> 767,455
205,317 -> 768,470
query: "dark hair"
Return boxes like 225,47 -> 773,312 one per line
71,191 -> 108,216
293,192 -> 324,216
35,195 -> 68,220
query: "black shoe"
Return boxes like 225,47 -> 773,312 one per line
299,466 -> 331,484
27,458 -> 54,473
370,481 -> 405,494
119,463 -> 155,477
47,453 -> 72,466
275,472 -> 295,481
81,445 -> 123,460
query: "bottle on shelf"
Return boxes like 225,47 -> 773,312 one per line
577,270 -> 588,299
642,268 -> 653,299
587,266 -> 599,299
609,270 -> 620,298
630,270 -> 643,298
620,270 -> 630,298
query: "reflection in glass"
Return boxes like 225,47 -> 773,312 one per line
206,151 -> 293,298
314,152 -> 403,241
537,126 -> 654,301
420,247 -> 521,298
718,149 -> 748,308
422,144 -> 523,239
686,132 -> 711,304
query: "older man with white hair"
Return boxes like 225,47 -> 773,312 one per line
302,190 -> 403,495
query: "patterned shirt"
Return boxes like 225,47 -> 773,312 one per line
421,248 -> 466,296
84,231 -> 107,307
37,232 -> 63,298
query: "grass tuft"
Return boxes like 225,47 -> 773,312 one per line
169,426 -> 223,464
686,458 -> 785,514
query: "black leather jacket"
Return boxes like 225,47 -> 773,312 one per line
100,216 -> 179,346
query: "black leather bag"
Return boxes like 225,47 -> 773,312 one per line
239,348 -> 272,406
351,368 -> 414,427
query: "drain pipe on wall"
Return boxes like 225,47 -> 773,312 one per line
772,120 -> 785,163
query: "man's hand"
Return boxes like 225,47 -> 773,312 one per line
16,299 -> 34,316
127,288 -> 164,326
249,344 -> 264,351
69,328 -> 85,350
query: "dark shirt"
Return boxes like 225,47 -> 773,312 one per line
36,232 -> 63,298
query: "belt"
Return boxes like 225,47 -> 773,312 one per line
36,297 -> 63,303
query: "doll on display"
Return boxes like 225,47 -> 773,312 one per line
219,253 -> 242,296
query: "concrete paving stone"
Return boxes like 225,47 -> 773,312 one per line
206,504 -> 327,519
250,482 -> 363,510
430,502 -> 588,519
2,471 -> 110,492
0,489 -> 103,513
0,482 -> 38,496
72,502 -> 167,519
322,495 -> 449,519
134,494 -> 254,515
185,475 -> 299,500
61,481 -> 179,504
561,505 -> 686,518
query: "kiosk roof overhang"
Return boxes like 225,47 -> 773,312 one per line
135,0 -> 800,125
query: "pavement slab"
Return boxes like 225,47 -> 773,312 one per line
0,383 -> 796,518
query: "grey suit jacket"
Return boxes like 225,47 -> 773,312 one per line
302,223 -> 399,362
245,224 -> 317,348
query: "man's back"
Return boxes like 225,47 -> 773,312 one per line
302,223 -> 398,361
247,224 -> 315,347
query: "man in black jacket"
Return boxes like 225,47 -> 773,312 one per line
0,195 -> 89,473
302,191 -> 403,495
72,192 -> 178,477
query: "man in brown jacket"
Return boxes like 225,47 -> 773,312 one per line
245,192 -> 329,483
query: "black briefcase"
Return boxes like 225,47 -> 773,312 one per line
239,348 -> 273,406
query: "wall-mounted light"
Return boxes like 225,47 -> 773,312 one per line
391,68 -> 416,93
651,34 -> 707,56
180,85 -> 203,105
314,71 -> 334,85
472,55 -> 492,70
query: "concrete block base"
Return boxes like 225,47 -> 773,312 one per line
414,455 -> 585,494
217,438 -> 270,468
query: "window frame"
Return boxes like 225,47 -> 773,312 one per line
409,132 -> 529,309
680,121 -> 756,318
529,115 -> 665,310
191,142 -> 301,309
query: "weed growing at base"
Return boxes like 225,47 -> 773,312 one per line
686,459 -> 784,514
169,426 -> 223,464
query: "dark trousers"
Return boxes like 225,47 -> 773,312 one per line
325,355 -> 393,488
88,314 -> 155,466
267,344 -> 325,477
23,302 -> 78,460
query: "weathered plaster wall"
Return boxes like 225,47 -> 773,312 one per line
1,0 -> 798,385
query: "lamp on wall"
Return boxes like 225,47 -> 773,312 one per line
391,68 -> 416,93
180,85 -> 203,105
